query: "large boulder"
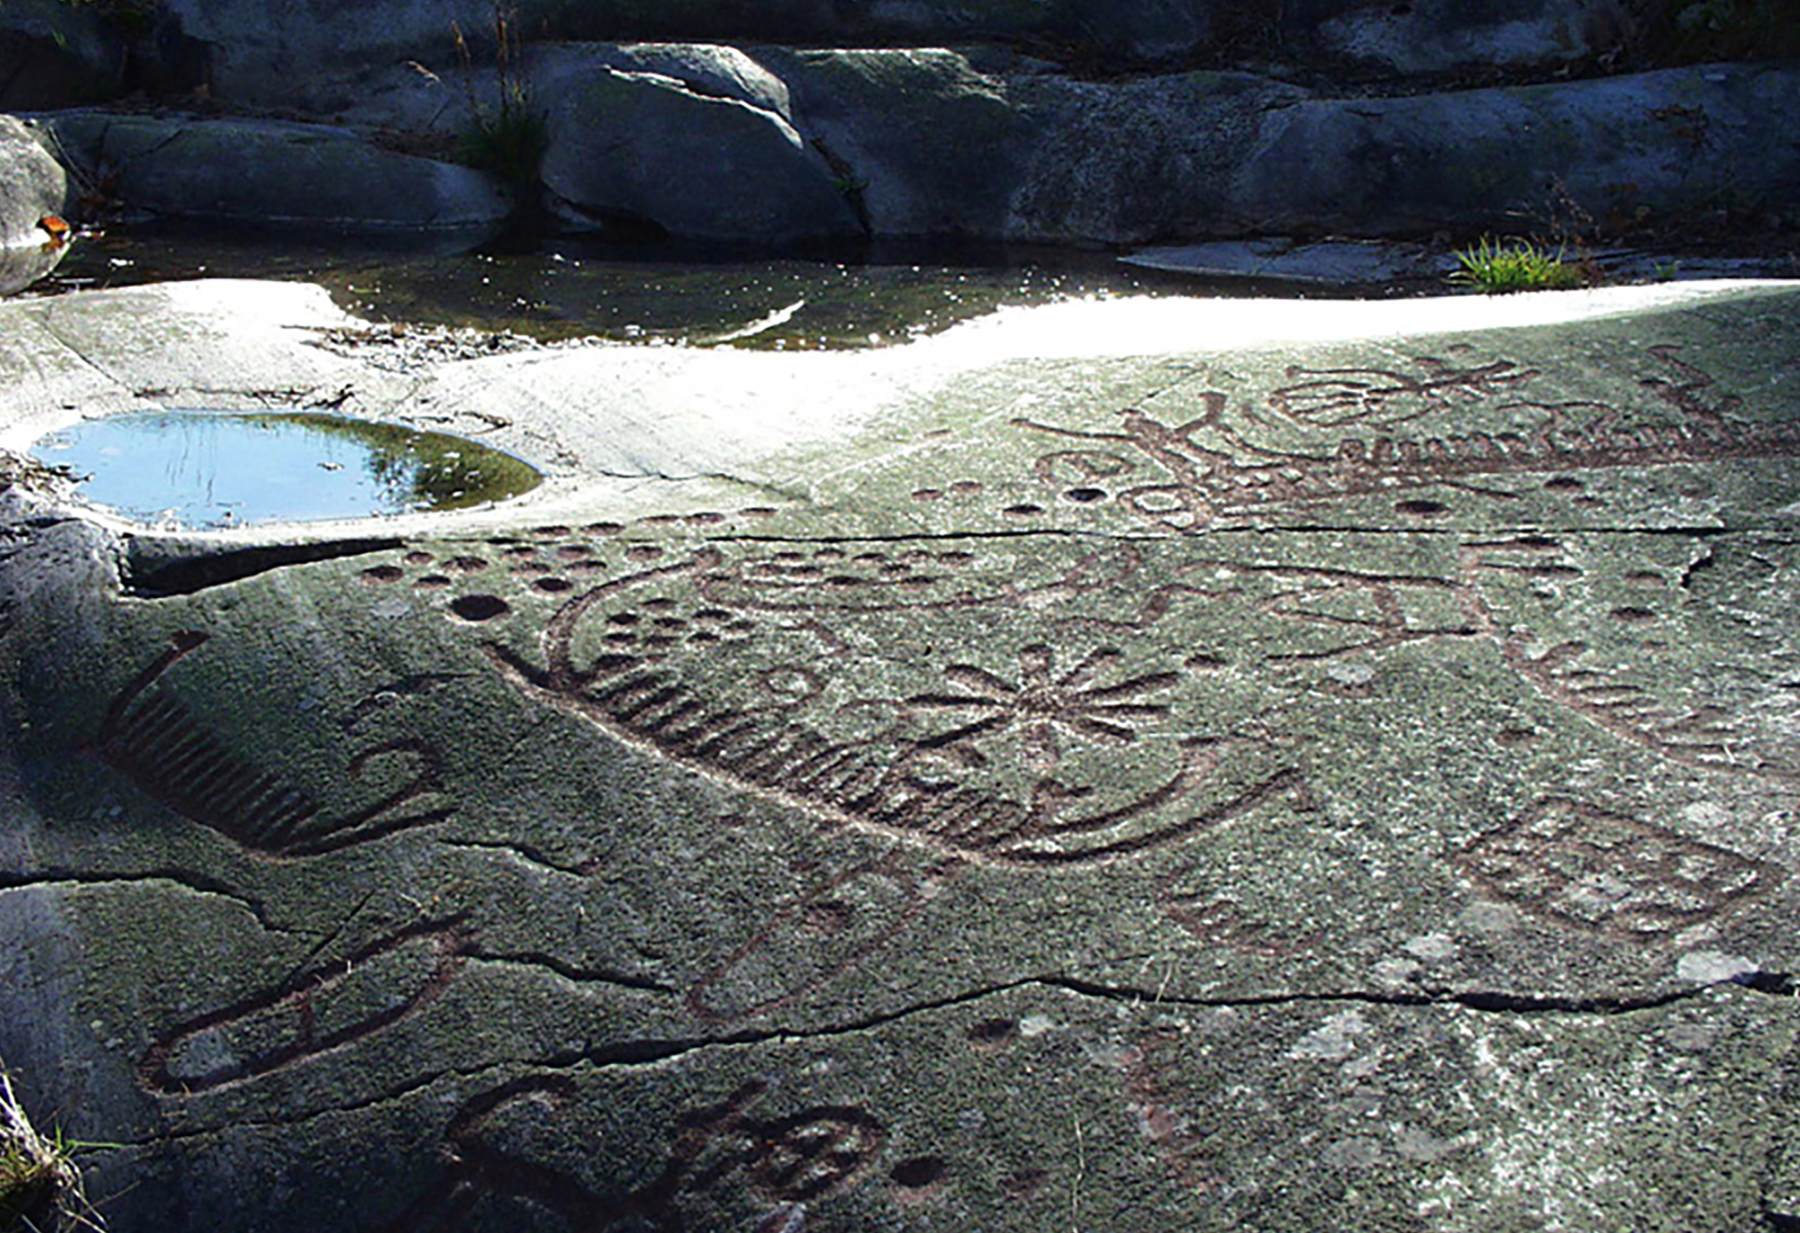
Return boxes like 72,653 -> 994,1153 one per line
151,0 -> 1213,106
754,47 -> 1040,240
0,116 -> 68,243
999,61 -> 1800,244
1007,70 -> 1308,245
548,41 -> 795,117
326,42 -> 798,156
538,62 -> 861,244
307,48 -> 1800,250
37,112 -> 515,239
100,0 -> 1769,114
0,114 -> 71,296
154,0 -> 510,109
1231,61 -> 1800,237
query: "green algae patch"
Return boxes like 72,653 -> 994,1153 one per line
33,410 -> 541,528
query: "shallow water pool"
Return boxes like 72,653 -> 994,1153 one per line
33,410 -> 541,529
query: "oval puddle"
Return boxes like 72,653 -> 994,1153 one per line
33,410 -> 541,528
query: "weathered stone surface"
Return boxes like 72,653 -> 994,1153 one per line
757,47 -> 1039,239
155,0 -> 503,109
539,63 -> 861,244
36,112 -> 514,238
1007,69 -> 1308,244
1005,60 -> 1800,244
153,0 -> 1215,106
0,0 -> 127,109
1122,237 -> 1445,283
0,113 -> 72,295
143,0 -> 1687,112
30,36 -> 1800,252
1297,0 -> 1634,76
0,116 -> 68,242
1234,62 -> 1800,239
1,279 -> 1798,1231
538,41 -> 794,117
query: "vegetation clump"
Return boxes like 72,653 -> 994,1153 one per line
453,7 -> 547,188
0,1066 -> 97,1233
1450,236 -> 1590,293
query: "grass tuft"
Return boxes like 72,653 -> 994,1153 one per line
453,7 -> 547,187
0,1066 -> 104,1233
1450,236 -> 1589,294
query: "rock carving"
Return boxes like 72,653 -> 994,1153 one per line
472,547 -> 1315,868
1018,346 -> 1800,531
98,631 -> 453,856
1456,797 -> 1783,938
140,919 -> 472,1096
386,1076 -> 887,1232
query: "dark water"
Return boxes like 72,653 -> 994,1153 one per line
32,411 -> 541,528
32,224 -> 1241,349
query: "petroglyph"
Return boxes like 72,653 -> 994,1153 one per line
140,920 -> 472,1095
1458,536 -> 1800,787
360,501 -> 1794,899
1156,888 -> 1322,955
687,854 -> 945,1022
387,1076 -> 888,1232
1259,355 -> 1542,429
98,632 -> 452,856
98,631 -> 322,851
1014,346 -> 1800,530
380,538 -> 1323,869
905,643 -> 1179,771
1456,797 -> 1782,939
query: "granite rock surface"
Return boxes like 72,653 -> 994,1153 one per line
1,278 -> 1797,1230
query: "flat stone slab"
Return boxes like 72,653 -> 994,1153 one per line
1121,238 -> 1444,284
2,279 -> 1798,1231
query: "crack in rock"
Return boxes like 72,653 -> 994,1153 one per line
0,870 -> 282,933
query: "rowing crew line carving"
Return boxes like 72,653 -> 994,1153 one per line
97,630 -> 450,857
1018,346 -> 1799,530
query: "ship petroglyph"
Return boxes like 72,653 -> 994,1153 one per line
1017,346 -> 1799,530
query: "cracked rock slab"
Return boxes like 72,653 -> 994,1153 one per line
1,279 -> 1798,1231
35,111 -> 515,239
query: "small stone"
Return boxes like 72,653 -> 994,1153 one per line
1327,661 -> 1377,686
1288,1010 -> 1372,1061
1676,951 -> 1758,983
1403,933 -> 1460,962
